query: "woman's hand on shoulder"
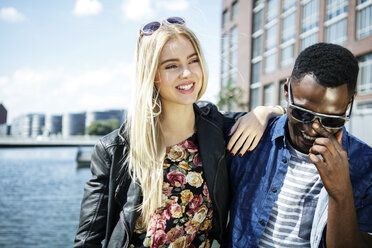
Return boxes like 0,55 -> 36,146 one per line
227,105 -> 284,156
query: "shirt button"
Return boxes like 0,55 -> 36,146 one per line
259,220 -> 265,226
282,158 -> 287,163
271,187 -> 277,193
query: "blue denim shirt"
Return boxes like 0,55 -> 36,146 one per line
226,115 -> 372,248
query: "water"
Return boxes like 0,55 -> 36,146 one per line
0,147 -> 92,248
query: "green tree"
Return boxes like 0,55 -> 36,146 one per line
86,119 -> 119,136
217,82 -> 247,111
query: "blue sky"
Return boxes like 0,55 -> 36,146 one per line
0,0 -> 222,122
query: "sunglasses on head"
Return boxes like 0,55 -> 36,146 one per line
287,79 -> 353,129
139,17 -> 186,37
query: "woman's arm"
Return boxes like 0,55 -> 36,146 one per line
227,105 -> 285,156
74,140 -> 111,248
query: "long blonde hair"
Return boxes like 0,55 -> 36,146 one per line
125,22 -> 208,225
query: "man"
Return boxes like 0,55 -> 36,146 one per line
227,43 -> 372,247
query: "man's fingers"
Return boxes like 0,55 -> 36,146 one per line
335,129 -> 343,144
312,122 -> 334,139
309,153 -> 328,176
309,144 -> 332,163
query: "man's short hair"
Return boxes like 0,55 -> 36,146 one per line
291,43 -> 359,97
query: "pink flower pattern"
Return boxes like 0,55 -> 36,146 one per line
130,134 -> 213,248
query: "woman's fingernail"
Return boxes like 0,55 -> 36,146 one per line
226,148 -> 230,152
238,153 -> 242,157
230,152 -> 235,156
247,150 -> 251,153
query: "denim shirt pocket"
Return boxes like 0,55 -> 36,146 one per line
299,197 -> 318,240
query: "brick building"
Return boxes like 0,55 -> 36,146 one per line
220,0 -> 372,144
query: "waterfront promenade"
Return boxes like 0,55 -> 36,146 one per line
0,136 -> 98,147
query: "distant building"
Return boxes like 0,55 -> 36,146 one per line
62,112 -> 86,137
221,0 -> 372,145
0,104 -> 7,124
11,114 -> 33,137
44,115 -> 62,136
31,114 -> 45,137
85,109 -> 126,128
0,123 -> 9,136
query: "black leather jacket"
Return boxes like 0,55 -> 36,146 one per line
74,103 -> 235,248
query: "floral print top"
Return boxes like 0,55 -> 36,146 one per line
129,133 -> 213,248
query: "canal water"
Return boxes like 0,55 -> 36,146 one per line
0,147 -> 93,248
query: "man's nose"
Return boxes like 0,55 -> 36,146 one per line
304,118 -> 321,136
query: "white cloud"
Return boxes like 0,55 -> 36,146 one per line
0,76 -> 9,87
0,63 -> 133,121
0,7 -> 25,23
121,0 -> 191,21
73,0 -> 103,16
155,0 -> 190,11
121,0 -> 154,21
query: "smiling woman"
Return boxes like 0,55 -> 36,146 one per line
74,17 -> 283,248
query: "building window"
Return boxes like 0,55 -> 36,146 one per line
281,44 -> 294,68
232,1 -> 239,21
265,24 -> 277,51
325,18 -> 347,45
222,33 -> 229,55
283,0 -> 297,12
221,76 -> 229,88
300,0 -> 319,50
266,0 -> 278,23
326,0 -> 348,20
221,32 -> 229,76
357,0 -> 372,39
301,0 -> 319,33
222,9 -> 229,28
325,0 -> 348,45
251,61 -> 261,83
252,35 -> 262,59
265,52 -> 277,74
221,57 -> 229,76
250,87 -> 260,110
282,12 -> 296,43
230,26 -> 238,73
229,71 -> 238,87
254,0 -> 264,9
231,26 -> 238,49
253,9 -> 263,33
230,49 -> 238,70
264,83 -> 275,106
358,53 -> 372,94
301,32 -> 318,50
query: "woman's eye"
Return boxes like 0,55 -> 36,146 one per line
190,58 -> 199,64
165,64 -> 177,70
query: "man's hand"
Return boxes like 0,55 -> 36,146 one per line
308,122 -> 353,201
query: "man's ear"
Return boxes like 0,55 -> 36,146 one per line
284,78 -> 289,102
346,91 -> 357,111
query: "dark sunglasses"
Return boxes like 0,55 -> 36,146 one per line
139,17 -> 186,36
288,79 -> 353,129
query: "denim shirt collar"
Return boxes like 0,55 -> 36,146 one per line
271,114 -> 288,142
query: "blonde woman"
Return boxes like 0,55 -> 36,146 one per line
74,17 -> 283,248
